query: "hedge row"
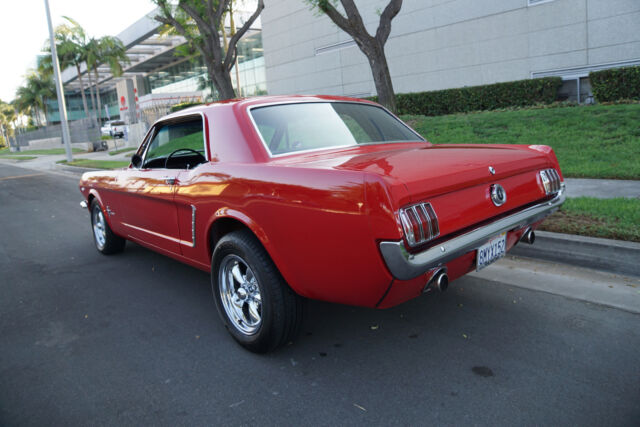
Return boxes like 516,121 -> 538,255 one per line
590,66 -> 640,102
170,102 -> 203,113
376,77 -> 562,116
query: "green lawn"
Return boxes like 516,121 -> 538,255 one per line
540,197 -> 640,242
57,159 -> 130,169
0,155 -> 37,161
109,147 -> 137,156
402,103 -> 640,179
0,147 -> 85,156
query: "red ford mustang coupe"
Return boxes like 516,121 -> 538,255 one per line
79,95 -> 565,352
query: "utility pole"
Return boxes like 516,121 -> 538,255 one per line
44,0 -> 73,162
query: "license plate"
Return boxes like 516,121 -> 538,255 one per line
476,232 -> 506,271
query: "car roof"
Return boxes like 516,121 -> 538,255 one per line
162,95 -> 377,120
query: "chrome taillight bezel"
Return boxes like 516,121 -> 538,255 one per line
399,202 -> 440,247
539,168 -> 562,195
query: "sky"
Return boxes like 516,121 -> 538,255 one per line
0,0 -> 157,102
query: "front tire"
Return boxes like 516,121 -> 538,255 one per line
212,230 -> 303,353
90,199 -> 125,254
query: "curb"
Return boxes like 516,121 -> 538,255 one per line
472,256 -> 640,314
510,230 -> 640,277
53,162 -> 101,175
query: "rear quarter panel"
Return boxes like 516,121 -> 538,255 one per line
174,162 -> 394,307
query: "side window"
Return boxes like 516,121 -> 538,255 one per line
143,117 -> 206,169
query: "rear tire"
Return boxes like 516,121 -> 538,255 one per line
90,199 -> 125,255
212,230 -> 303,353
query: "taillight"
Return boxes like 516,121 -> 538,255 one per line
399,202 -> 440,247
539,168 -> 562,195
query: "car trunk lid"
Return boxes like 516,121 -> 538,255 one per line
276,143 -> 555,240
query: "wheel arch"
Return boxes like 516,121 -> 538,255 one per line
205,209 -> 298,295
86,190 -> 117,230
206,209 -> 270,260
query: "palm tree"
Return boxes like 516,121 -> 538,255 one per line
56,18 -> 93,122
86,36 -> 129,123
15,70 -> 55,127
0,100 -> 11,147
0,101 -> 18,148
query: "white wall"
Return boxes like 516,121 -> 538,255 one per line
261,0 -> 640,96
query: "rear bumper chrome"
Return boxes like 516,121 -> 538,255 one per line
379,188 -> 565,280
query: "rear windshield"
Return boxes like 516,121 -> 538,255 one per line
250,102 -> 423,156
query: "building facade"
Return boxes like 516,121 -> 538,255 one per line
56,6 -> 266,125
261,0 -> 640,102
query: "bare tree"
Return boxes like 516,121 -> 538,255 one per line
154,0 -> 264,100
308,0 -> 402,112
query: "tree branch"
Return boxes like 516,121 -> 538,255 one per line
214,0 -> 231,28
317,1 -> 352,36
223,0 -> 264,71
375,0 -> 402,45
338,0 -> 369,35
155,2 -> 212,62
179,1 -> 213,37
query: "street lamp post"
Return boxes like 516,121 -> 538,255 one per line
44,0 -> 73,163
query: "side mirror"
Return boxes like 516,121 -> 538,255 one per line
131,153 -> 143,169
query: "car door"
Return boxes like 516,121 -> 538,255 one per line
116,115 -> 207,254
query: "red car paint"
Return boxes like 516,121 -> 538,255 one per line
79,95 -> 563,309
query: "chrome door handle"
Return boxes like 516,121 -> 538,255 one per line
163,177 -> 177,185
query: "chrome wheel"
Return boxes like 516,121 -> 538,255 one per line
92,206 -> 107,249
218,254 -> 262,335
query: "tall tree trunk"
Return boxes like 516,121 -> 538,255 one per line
33,106 -> 42,127
75,64 -> 91,121
0,124 -> 7,147
43,101 -> 49,126
87,71 -> 97,119
365,42 -> 397,113
228,3 -> 242,97
312,0 -> 402,113
208,63 -> 236,100
93,69 -> 103,124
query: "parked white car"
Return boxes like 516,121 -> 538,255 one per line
100,120 -> 127,138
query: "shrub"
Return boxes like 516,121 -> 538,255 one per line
369,77 -> 562,116
170,102 -> 203,113
590,66 -> 640,102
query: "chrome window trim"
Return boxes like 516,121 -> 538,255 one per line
138,111 -> 209,170
246,100 -> 427,159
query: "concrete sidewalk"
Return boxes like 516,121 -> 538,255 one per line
472,256 -> 640,314
564,178 -> 640,199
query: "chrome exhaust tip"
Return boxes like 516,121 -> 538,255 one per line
424,267 -> 448,293
436,272 -> 449,292
521,228 -> 535,245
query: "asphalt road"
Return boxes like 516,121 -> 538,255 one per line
1,163 -> 639,426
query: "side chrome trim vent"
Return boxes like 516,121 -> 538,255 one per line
540,168 -> 562,195
399,202 -> 440,247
